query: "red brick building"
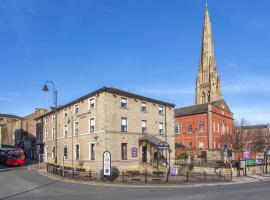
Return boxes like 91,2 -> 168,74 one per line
174,99 -> 234,155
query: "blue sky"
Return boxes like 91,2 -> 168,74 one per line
0,0 -> 269,124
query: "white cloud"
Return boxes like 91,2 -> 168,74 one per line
223,75 -> 270,93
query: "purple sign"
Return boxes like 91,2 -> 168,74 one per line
243,151 -> 250,160
170,167 -> 178,176
256,159 -> 265,165
131,147 -> 137,157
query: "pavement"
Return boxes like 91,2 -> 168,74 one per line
27,161 -> 270,188
1,164 -> 270,200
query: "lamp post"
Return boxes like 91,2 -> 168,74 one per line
42,81 -> 58,164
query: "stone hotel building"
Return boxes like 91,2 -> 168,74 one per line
36,87 -> 175,172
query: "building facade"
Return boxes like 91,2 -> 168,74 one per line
36,87 -> 175,172
175,100 -> 234,154
174,5 -> 234,157
0,109 -> 46,159
0,114 -> 21,148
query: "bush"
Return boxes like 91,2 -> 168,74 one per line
126,170 -> 140,176
152,171 -> 164,176
177,152 -> 188,160
100,166 -> 120,181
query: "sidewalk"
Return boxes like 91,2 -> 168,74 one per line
27,163 -> 270,188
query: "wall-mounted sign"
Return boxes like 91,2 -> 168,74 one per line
131,147 -> 137,157
103,151 -> 111,176
243,151 -> 250,160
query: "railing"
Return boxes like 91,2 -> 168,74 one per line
46,163 -> 232,184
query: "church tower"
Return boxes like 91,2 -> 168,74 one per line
195,5 -> 222,104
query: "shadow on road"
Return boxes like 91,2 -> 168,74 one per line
0,176 -> 64,200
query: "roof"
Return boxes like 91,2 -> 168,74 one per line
0,114 -> 22,119
174,99 -> 230,117
36,87 -> 175,120
139,135 -> 170,150
240,124 -> 270,130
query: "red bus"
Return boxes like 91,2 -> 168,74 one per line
0,148 -> 25,166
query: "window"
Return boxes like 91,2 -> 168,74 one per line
159,123 -> 164,135
45,129 -> 48,140
187,142 -> 192,149
63,125 -> 68,138
51,114 -> 55,123
187,124 -> 192,133
89,98 -> 95,109
120,97 -> 127,108
217,123 -> 220,133
198,122 -> 204,132
121,143 -> 127,160
89,143 -> 95,160
63,109 -> 68,118
213,142 -> 216,149
141,102 -> 146,112
199,142 -> 204,149
75,144 -> 80,160
74,104 -> 79,114
141,120 -> 147,134
213,122 -> 215,132
74,121 -> 79,135
121,117 -> 127,132
52,128 -> 55,139
64,145 -> 68,159
90,118 -> 95,133
51,146 -> 55,159
159,106 -> 164,115
45,117 -> 48,124
175,123 -> 181,134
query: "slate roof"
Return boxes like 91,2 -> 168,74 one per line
36,87 -> 175,120
0,114 -> 22,119
174,99 -> 226,117
240,124 -> 270,130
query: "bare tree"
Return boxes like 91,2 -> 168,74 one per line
222,119 -> 247,151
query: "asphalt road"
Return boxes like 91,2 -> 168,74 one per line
1,164 -> 270,200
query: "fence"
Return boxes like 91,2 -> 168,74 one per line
46,164 -> 232,184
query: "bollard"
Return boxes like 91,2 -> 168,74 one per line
89,170 -> 92,181
230,170 -> 233,181
204,171 -> 206,181
186,171 -> 189,183
219,171 -> 221,181
122,171 -> 125,183
144,172 -> 147,183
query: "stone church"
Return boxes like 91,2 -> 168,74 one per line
175,5 -> 234,157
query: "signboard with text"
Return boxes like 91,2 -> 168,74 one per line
131,147 -> 137,157
103,151 -> 111,176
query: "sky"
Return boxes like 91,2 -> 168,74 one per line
0,0 -> 269,124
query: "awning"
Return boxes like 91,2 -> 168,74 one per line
139,135 -> 171,150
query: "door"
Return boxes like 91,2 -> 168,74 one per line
142,146 -> 147,163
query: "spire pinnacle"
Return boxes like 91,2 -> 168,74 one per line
195,5 -> 222,104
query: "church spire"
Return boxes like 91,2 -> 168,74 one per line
201,5 -> 214,70
195,5 -> 222,104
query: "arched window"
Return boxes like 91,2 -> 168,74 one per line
202,92 -> 206,103
207,91 -> 210,102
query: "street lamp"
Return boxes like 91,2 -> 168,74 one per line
42,81 -> 58,164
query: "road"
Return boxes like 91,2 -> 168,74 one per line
1,164 -> 270,200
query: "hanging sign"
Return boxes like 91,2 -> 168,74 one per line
103,151 -> 111,176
